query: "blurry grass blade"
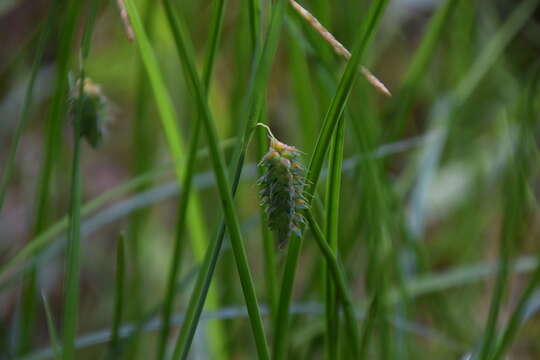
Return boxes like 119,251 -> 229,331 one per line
22,301 -> 464,360
0,138 -> 237,288
122,0 -> 185,172
454,0 -> 540,103
0,1 -> 56,213
247,0 -> 262,48
489,256 -> 540,360
41,292 -> 61,360
15,0 -> 82,354
390,0 -> 457,136
107,234 -> 126,359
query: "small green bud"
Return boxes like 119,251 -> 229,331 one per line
69,77 -> 109,148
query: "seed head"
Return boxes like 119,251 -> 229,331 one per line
258,134 -> 308,247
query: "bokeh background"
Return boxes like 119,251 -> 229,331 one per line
1,0 -> 540,359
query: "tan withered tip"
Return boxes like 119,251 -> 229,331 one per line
289,0 -> 391,97
116,0 -> 134,41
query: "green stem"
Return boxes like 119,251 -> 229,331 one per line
324,119 -> 344,359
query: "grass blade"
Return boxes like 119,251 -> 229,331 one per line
156,1 -> 227,359
323,117 -> 344,359
305,210 -> 360,357
61,2 -> 99,358
169,0 -> 287,358
489,257 -> 540,360
0,1 -> 56,214
41,292 -> 61,360
389,0 -> 458,137
272,2 -> 389,359
159,1 -> 271,359
107,234 -> 126,359
14,0 -> 81,354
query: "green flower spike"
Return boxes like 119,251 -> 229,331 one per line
257,124 -> 308,248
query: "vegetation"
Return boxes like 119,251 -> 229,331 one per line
0,0 -> 539,359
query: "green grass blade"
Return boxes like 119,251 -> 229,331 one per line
489,258 -> 540,360
61,58 -> 84,360
14,0 -> 81,354
0,138 -> 237,285
454,0 -> 540,104
61,3 -> 99,358
156,1 -> 227,359
324,117 -> 344,359
107,234 -> 126,359
247,0 -> 262,48
121,0 -> 185,173
305,210 -> 360,357
0,2 -> 56,214
169,0 -> 287,358
272,2 -> 389,359
41,292 -> 61,360
159,1 -> 271,359
389,0 -> 458,136
126,0 -> 157,354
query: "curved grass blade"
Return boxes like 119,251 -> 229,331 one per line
304,210 -> 360,356
41,292 -> 61,360
107,234 -> 126,359
323,119 -> 344,359
272,1 -> 389,359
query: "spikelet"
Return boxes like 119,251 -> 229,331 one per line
68,77 -> 109,148
258,134 -> 308,247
